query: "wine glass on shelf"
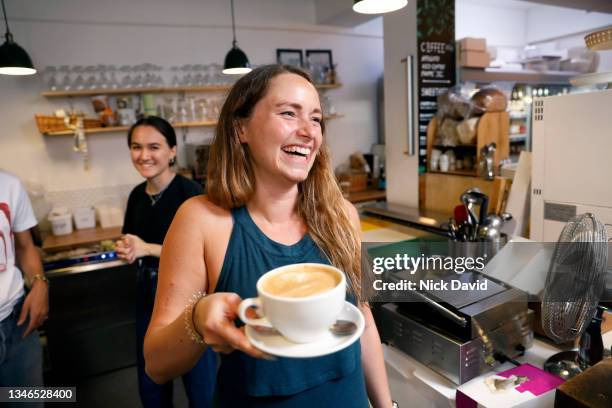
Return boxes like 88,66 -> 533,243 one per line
97,64 -> 109,89
154,65 -> 165,87
84,65 -> 98,90
107,65 -> 120,89
72,65 -> 85,91
170,66 -> 180,88
119,65 -> 133,89
181,64 -> 194,87
43,66 -> 58,91
193,64 -> 205,86
132,64 -> 145,88
58,65 -> 72,91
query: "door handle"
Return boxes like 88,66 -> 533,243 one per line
401,55 -> 416,156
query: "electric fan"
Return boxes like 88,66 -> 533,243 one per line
541,213 -> 609,379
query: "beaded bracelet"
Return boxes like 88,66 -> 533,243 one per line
183,291 -> 206,345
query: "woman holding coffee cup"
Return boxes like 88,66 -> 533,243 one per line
116,116 -> 217,407
144,66 -> 392,407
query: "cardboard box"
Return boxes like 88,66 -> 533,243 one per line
460,50 -> 490,68
555,359 -> 612,407
459,37 -> 487,52
456,363 -> 564,408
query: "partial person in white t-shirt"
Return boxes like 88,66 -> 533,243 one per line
0,170 -> 48,391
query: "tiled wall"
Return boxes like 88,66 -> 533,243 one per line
45,184 -> 135,211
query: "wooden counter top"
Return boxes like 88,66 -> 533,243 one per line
347,188 -> 386,204
42,226 -> 123,252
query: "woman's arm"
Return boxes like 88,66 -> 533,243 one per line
143,198 -> 268,384
360,305 -> 393,408
345,201 -> 392,408
142,198 -> 208,382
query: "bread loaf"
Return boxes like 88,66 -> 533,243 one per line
471,88 -> 507,113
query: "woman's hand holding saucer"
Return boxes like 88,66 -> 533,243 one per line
193,292 -> 274,360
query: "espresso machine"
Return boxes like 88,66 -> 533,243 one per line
374,268 -> 533,385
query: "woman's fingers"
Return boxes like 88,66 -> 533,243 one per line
198,293 -> 274,360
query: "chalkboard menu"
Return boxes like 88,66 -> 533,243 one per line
417,0 -> 456,172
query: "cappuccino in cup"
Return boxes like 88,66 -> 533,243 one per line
239,263 -> 346,343
261,264 -> 340,298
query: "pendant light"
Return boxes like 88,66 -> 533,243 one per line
0,0 -> 36,75
353,0 -> 408,14
222,0 -> 251,75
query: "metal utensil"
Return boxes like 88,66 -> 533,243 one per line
448,217 -> 459,241
251,319 -> 358,337
486,214 -> 503,229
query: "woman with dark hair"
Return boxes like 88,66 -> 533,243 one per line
143,66 -> 392,407
116,116 -> 216,407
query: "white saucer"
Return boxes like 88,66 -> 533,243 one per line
245,301 -> 365,358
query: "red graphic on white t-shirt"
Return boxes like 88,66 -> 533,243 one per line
0,202 -> 11,272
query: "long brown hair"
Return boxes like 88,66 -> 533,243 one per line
207,65 -> 362,301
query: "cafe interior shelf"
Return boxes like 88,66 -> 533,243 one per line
41,83 -> 342,97
42,114 -> 345,136
459,68 -> 576,85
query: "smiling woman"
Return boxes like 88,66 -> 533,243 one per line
236,73 -> 323,185
143,65 -> 392,407
116,116 -> 216,407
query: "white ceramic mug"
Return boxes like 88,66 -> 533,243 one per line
238,263 -> 346,343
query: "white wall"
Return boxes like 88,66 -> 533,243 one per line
526,4 -> 612,72
526,5 -> 612,43
0,0 -> 383,193
455,0 -> 529,48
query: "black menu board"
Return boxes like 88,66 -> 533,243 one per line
417,0 -> 456,172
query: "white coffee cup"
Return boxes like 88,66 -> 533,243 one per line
238,263 -> 346,343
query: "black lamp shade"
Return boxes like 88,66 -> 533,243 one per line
0,37 -> 36,75
223,45 -> 251,75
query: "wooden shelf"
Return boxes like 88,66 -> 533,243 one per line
43,226 -> 122,252
43,120 -> 217,136
41,83 -> 342,97
347,188 -> 386,204
43,115 -> 343,136
426,112 -> 509,177
432,144 -> 476,149
428,169 -> 477,177
460,68 -> 577,85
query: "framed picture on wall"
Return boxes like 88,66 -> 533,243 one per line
276,49 -> 304,68
305,49 -> 334,84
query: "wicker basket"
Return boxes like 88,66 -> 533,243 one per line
35,115 -> 101,134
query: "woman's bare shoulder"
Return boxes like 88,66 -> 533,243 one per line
176,195 -> 233,230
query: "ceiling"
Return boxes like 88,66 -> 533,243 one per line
518,0 -> 612,13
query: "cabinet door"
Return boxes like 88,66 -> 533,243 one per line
383,3 -> 419,207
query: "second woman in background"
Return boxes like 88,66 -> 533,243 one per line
116,116 -> 216,407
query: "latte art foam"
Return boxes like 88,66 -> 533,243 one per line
262,267 -> 340,298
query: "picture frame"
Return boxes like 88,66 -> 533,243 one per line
305,49 -> 334,84
276,49 -> 304,68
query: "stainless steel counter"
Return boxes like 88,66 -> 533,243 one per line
362,202 -> 449,236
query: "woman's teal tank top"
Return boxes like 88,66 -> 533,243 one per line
213,206 -> 368,407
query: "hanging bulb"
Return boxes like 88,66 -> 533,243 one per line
353,0 -> 408,14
